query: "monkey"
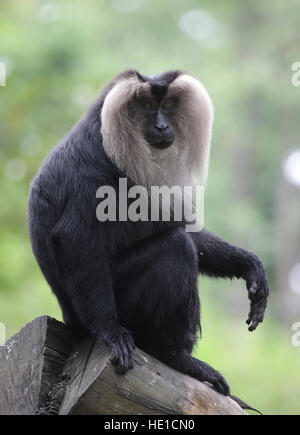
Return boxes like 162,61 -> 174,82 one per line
28,70 -> 269,397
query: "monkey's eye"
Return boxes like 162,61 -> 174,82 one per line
161,101 -> 171,110
144,101 -> 156,110
162,98 -> 178,111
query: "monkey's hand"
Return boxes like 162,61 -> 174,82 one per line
102,323 -> 135,375
244,258 -> 269,332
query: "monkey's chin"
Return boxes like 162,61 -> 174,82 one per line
149,140 -> 174,150
150,142 -> 175,159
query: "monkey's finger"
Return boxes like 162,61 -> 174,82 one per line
251,309 -> 266,326
246,300 -> 255,324
111,353 -> 121,369
212,376 -> 231,396
125,341 -> 135,370
247,284 -> 268,322
111,346 -> 119,365
122,338 -> 134,369
115,365 -> 127,375
112,345 -> 127,375
127,350 -> 134,370
114,354 -> 127,375
248,320 -> 260,332
120,328 -> 135,351
252,295 -> 267,316
246,305 -> 254,323
123,340 -> 135,369
125,337 -> 135,353
247,303 -> 265,328
248,307 -> 266,331
120,344 -> 131,371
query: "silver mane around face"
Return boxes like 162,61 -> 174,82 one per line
100,71 -> 214,190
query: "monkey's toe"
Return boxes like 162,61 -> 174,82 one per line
194,360 -> 231,396
210,373 -> 231,396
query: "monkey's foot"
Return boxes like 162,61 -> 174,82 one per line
192,359 -> 231,396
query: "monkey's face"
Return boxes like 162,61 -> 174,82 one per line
138,97 -> 177,150
101,70 -> 214,185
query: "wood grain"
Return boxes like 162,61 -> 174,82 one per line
0,316 -> 246,415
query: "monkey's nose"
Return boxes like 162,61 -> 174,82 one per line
155,123 -> 169,131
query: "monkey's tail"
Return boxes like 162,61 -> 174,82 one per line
229,394 -> 263,415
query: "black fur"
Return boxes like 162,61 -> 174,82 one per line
149,71 -> 181,101
28,71 -> 269,396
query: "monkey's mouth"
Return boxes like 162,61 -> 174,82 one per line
144,125 -> 175,150
150,139 -> 174,149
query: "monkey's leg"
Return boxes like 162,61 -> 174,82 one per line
56,291 -> 86,337
29,222 -> 84,337
113,227 -> 230,395
43,202 -> 135,375
163,351 -> 230,395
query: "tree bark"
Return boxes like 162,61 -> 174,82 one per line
0,316 -> 246,415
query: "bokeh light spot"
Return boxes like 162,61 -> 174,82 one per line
111,0 -> 144,13
179,9 -> 218,41
283,150 -> 300,187
38,1 -> 61,24
4,159 -> 27,182
289,263 -> 300,295
20,134 -> 42,157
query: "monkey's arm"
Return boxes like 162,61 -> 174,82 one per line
189,229 -> 269,331
51,202 -> 134,374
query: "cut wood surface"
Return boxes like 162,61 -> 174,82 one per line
0,316 -> 246,415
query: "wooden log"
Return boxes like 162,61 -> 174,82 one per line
0,316 -> 246,415
0,316 -> 75,415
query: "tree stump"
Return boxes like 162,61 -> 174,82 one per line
0,316 -> 246,415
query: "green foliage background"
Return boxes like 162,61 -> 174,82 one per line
1,0 -> 300,414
